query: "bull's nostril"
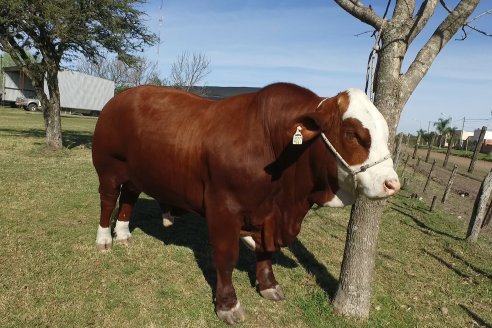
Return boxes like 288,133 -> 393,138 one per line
384,179 -> 401,194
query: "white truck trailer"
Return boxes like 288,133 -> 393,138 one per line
1,68 -> 114,116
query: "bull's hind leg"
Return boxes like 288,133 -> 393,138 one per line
255,251 -> 285,301
96,181 -> 121,251
95,159 -> 128,251
114,183 -> 140,244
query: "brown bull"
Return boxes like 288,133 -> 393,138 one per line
92,83 -> 400,324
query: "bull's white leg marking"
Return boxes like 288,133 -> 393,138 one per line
162,211 -> 175,227
96,225 -> 112,251
114,220 -> 132,243
216,301 -> 246,325
240,236 -> 256,251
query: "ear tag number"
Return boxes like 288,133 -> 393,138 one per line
292,126 -> 303,145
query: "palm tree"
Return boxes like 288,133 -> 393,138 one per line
434,117 -> 452,148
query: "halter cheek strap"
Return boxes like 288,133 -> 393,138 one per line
315,98 -> 391,183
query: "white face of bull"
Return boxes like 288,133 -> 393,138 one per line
325,89 -> 400,207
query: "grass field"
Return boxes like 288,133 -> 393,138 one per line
1,108 -> 491,327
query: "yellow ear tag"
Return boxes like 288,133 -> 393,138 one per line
292,126 -> 303,145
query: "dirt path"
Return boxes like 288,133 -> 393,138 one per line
397,146 -> 492,238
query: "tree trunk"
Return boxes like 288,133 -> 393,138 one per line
43,70 -> 63,150
333,0 -> 479,320
332,197 -> 384,318
333,21 -> 407,318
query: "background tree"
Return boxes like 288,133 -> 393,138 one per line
77,55 -> 163,93
434,117 -> 452,147
0,0 -> 157,150
332,0 -> 484,320
169,51 -> 211,92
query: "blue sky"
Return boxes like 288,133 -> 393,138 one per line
142,1 -> 492,134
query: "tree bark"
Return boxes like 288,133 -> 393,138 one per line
42,69 -> 63,150
333,197 -> 384,318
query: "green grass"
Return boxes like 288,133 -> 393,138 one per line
1,108 -> 491,327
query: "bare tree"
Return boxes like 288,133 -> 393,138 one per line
127,56 -> 160,87
332,0 -> 486,320
77,55 -> 162,91
169,51 -> 211,92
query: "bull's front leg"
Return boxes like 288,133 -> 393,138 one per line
206,208 -> 245,325
255,251 -> 285,301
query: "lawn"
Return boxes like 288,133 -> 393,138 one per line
1,108 -> 491,327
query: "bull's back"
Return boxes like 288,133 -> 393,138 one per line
92,86 -> 215,211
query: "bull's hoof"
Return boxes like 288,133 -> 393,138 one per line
163,217 -> 174,227
216,301 -> 246,325
259,284 -> 285,301
96,242 -> 112,252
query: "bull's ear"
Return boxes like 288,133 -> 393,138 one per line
289,112 -> 324,143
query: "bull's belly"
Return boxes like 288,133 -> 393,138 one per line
126,161 -> 205,215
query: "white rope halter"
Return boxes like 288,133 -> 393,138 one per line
316,98 -> 391,178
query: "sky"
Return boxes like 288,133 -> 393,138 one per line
138,0 -> 492,134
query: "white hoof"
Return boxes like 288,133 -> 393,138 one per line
216,301 -> 246,325
114,220 -> 132,243
240,236 -> 256,251
162,211 -> 175,227
96,225 -> 112,251
259,285 -> 285,301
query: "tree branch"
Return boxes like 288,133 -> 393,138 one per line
407,0 -> 440,45
440,1 -> 492,40
403,0 -> 480,92
334,0 -> 385,29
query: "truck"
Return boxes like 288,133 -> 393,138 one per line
1,67 -> 114,116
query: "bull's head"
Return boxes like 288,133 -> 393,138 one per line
292,88 -> 400,206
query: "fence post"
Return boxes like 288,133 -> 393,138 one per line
423,159 -> 436,193
468,126 -> 487,173
401,154 -> 410,176
425,135 -> 435,163
430,196 -> 437,211
413,157 -> 421,177
441,165 -> 458,203
412,133 -> 420,159
394,133 -> 403,169
443,136 -> 453,168
466,170 -> 492,242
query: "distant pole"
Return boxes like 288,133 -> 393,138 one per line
423,159 -> 436,193
460,117 -> 465,148
468,126 -> 487,173
442,165 -> 458,203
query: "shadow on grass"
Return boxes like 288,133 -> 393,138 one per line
390,205 -> 462,241
0,127 -> 92,149
129,198 -> 338,301
459,304 -> 492,328
423,249 -> 472,280
445,248 -> 492,280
